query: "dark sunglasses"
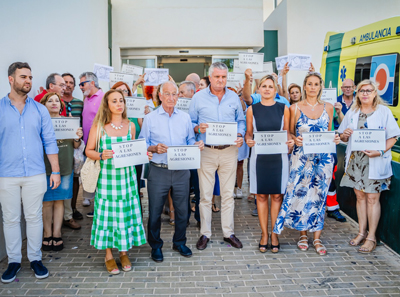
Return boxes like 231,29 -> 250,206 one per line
79,80 -> 90,87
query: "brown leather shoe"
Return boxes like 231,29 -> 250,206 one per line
63,219 -> 81,230
196,235 -> 209,250
224,234 -> 243,249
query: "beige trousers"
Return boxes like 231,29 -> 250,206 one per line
198,146 -> 238,238
64,199 -> 73,220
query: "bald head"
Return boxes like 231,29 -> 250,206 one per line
341,78 -> 355,97
185,73 -> 201,90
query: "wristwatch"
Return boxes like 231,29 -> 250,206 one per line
99,153 -> 103,160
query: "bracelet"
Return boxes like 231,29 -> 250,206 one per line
74,139 -> 81,142
99,153 -> 103,160
380,150 -> 385,157
51,172 -> 60,175
198,127 -> 201,134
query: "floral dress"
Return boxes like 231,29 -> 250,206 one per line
91,123 -> 146,251
340,111 -> 391,193
274,105 -> 334,234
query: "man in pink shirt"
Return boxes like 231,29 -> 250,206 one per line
79,72 -> 104,144
79,72 -> 104,212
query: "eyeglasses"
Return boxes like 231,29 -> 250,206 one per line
66,102 -> 72,112
55,84 -> 66,88
121,90 -> 129,94
358,89 -> 374,95
79,80 -> 90,87
162,93 -> 178,97
342,86 -> 354,89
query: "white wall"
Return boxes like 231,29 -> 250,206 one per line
111,0 -> 264,70
0,0 -> 109,100
264,0 -> 400,87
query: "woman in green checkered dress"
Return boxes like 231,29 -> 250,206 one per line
85,89 -> 151,275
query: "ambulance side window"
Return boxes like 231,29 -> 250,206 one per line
355,54 -> 399,107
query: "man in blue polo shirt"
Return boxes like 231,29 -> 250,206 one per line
333,78 -> 356,129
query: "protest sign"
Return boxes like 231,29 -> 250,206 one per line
238,52 -> 264,72
321,88 -> 337,105
350,129 -> 386,151
121,64 -> 143,81
93,63 -> 113,81
233,59 -> 240,72
176,97 -> 191,113
144,68 -> 169,86
275,55 -> 288,71
111,139 -> 149,168
254,131 -> 288,155
51,117 -> 80,140
126,96 -> 147,118
303,131 -> 336,154
206,122 -> 237,145
109,72 -> 135,88
288,54 -> 312,71
167,145 -> 201,170
227,72 -> 244,88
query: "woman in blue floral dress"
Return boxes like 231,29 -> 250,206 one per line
273,72 -> 340,256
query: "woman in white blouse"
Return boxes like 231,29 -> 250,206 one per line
338,79 -> 400,253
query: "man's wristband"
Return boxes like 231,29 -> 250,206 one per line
198,127 -> 201,134
51,172 -> 60,175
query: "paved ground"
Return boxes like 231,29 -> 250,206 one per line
1,168 -> 400,297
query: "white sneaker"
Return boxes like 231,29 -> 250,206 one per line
82,198 -> 91,207
233,188 -> 237,198
236,188 -> 243,199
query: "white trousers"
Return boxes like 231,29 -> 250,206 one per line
0,174 -> 47,263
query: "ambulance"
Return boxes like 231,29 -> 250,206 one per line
321,17 -> 400,254
321,16 -> 400,159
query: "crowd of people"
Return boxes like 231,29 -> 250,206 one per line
0,59 -> 399,282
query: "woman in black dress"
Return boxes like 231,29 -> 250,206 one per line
245,75 -> 293,253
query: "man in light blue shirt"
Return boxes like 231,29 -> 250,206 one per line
0,62 -> 60,283
189,62 -> 245,251
139,81 -> 204,263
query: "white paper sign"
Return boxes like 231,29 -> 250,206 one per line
167,145 -> 201,170
238,52 -> 264,72
206,122 -> 237,145
263,62 -> 274,73
288,54 -> 312,71
176,98 -> 191,113
321,88 -> 337,105
254,131 -> 288,155
253,71 -> 271,80
350,129 -> 386,151
51,117 -> 80,140
126,96 -> 147,118
227,72 -> 245,88
303,132 -> 336,154
121,64 -> 143,81
275,55 -> 288,71
109,72 -> 134,88
93,63 -> 114,81
111,139 -> 149,168
144,68 -> 169,86
233,59 -> 240,72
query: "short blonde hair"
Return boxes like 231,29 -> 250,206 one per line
352,79 -> 387,111
302,72 -> 324,103
258,74 -> 278,93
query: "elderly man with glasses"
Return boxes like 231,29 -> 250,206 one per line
139,81 -> 204,263
34,73 -> 67,116
79,72 -> 104,214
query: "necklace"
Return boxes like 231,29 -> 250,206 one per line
305,100 -> 319,111
110,122 -> 123,130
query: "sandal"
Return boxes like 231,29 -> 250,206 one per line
271,235 -> 280,254
313,239 -> 327,256
358,238 -> 377,254
297,235 -> 309,251
42,237 -> 53,251
52,237 -> 64,251
105,258 -> 120,275
119,254 -> 132,272
349,233 -> 366,246
212,204 -> 220,213
169,210 -> 175,226
259,235 -> 269,253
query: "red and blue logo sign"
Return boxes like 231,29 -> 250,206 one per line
370,54 -> 397,105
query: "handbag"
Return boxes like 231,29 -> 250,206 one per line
73,140 -> 86,175
80,125 -> 103,193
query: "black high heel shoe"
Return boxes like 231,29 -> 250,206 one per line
270,235 -> 280,254
259,235 -> 269,253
